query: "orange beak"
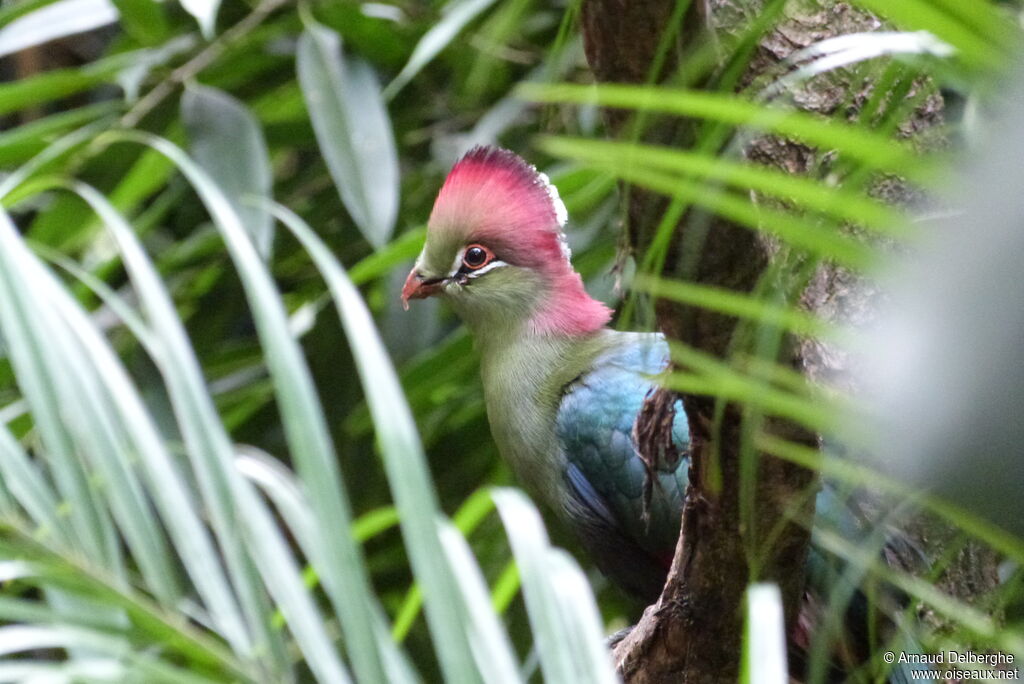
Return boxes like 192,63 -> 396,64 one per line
401,269 -> 445,310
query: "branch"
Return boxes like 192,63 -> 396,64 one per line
120,0 -> 288,129
581,2 -> 818,681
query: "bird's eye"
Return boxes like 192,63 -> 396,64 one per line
462,244 -> 493,270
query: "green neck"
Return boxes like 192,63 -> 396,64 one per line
474,324 -> 609,505
445,263 -> 553,346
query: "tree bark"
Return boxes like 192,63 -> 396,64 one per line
581,1 -> 998,682
584,2 -> 819,682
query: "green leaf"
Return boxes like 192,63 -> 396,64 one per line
268,201 -> 482,684
297,21 -> 398,249
183,85 -> 274,259
0,102 -> 120,167
0,210 -> 118,565
27,264 -> 182,604
348,226 -> 426,284
590,160 -> 875,269
519,83 -> 933,184
0,422 -> 62,536
0,0 -> 62,30
493,488 -> 617,684
758,435 -> 1024,563
813,528 -> 1024,655
0,121 -> 113,201
0,0 -> 117,59
106,131 -> 382,683
850,0 -> 1011,72
383,0 -> 501,100
437,521 -> 522,684
663,341 -> 848,434
391,486 -> 497,642
235,448 -> 417,684
0,528 -> 248,677
178,0 -> 217,39
118,35 -> 197,102
111,0 -> 167,45
633,275 -> 837,340
0,624 -> 223,684
741,584 -> 788,684
756,31 -> 956,104
0,53 -> 134,118
50,182 -> 269,661
539,136 -> 905,235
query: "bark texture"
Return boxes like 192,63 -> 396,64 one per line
581,1 -> 998,682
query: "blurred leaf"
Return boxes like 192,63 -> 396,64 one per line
383,0 -> 500,100
634,275 -> 836,340
0,0 -> 118,59
179,0 -> 218,39
314,2 -> 408,68
348,226 -> 425,284
0,210 -> 119,564
0,102 -> 120,167
0,624 -> 222,683
539,136 -> 905,235
235,449 -> 416,684
493,488 -> 617,684
0,422 -> 62,535
118,35 -> 197,102
297,21 -> 398,249
269,202 -> 482,683
490,561 -> 519,614
105,143 -> 179,219
183,84 -> 274,259
109,132 -> 385,682
391,486 -> 498,642
437,521 -> 522,684
757,434 -> 1024,563
756,31 -> 956,103
814,528 -> 1024,655
0,0 -> 61,30
862,71 -> 1024,539
741,583 -> 787,684
596,160 -> 875,269
520,82 -> 932,183
0,122 -> 111,203
0,529 -> 246,676
665,341 -> 847,434
850,0 -> 1011,72
17,184 -> 267,663
353,506 -> 400,541
0,53 -> 135,117
111,0 -> 167,45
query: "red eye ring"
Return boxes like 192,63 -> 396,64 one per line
462,244 -> 494,270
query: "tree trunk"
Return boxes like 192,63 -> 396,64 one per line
580,1 -> 999,682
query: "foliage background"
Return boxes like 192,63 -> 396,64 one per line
0,0 -> 1022,681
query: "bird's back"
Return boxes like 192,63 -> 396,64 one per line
554,331 -> 690,600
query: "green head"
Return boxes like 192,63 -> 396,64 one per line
401,147 -> 611,338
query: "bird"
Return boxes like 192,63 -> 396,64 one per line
401,145 -> 682,599
401,146 -> 929,680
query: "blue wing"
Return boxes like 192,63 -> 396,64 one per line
554,336 -> 929,681
555,332 -> 689,599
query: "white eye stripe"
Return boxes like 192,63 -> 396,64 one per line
465,260 -> 507,277
448,248 -> 465,277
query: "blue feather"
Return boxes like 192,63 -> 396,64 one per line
552,331 -> 930,682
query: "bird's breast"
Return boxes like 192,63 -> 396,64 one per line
478,337 -> 583,508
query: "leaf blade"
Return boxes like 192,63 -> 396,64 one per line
297,21 -> 398,249
0,0 -> 118,59
183,84 -> 274,259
